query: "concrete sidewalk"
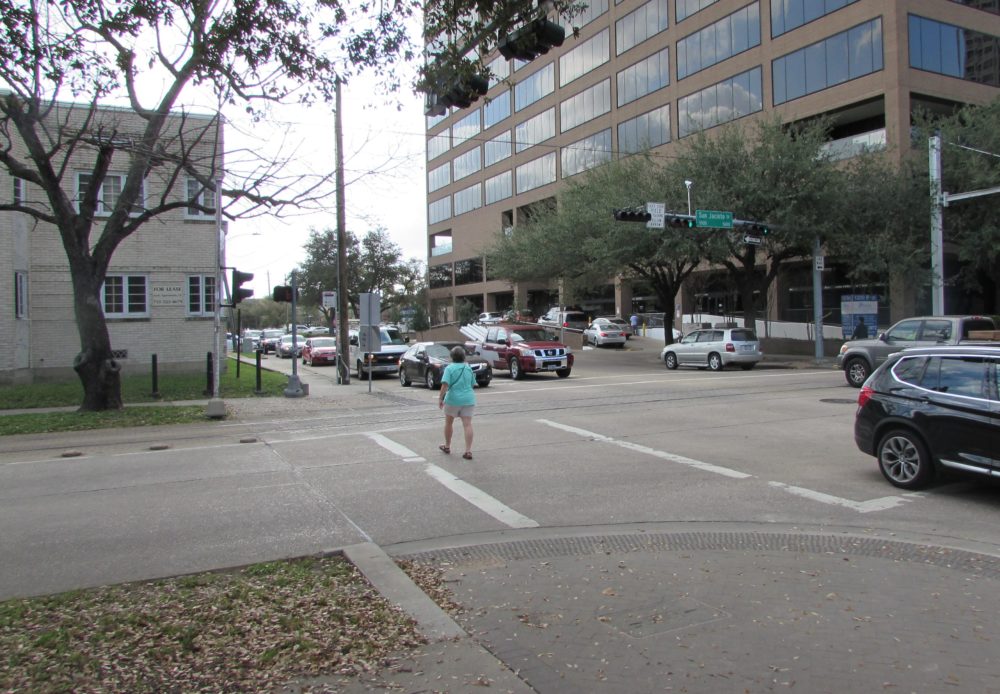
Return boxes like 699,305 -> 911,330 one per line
329,524 -> 1000,693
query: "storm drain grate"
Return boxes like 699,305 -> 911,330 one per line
396,532 -> 1000,579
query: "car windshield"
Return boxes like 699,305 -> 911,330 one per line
281,335 -> 295,343
511,328 -> 550,342
380,328 -> 406,345
310,338 -> 336,348
263,330 -> 283,338
425,344 -> 457,359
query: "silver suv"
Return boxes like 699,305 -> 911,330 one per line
661,328 -> 762,371
538,308 -> 588,332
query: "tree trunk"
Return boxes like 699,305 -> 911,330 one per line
69,259 -> 123,411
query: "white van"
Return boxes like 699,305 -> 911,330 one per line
348,325 -> 409,379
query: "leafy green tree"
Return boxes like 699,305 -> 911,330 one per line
296,228 -> 361,323
0,0 -> 554,411
825,151 -> 929,296
487,155 -> 713,344
455,298 -> 478,326
295,226 -> 425,321
923,99 -> 1000,312
675,117 -> 842,328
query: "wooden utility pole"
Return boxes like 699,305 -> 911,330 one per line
335,78 -> 351,384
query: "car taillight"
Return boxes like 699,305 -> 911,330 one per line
857,385 -> 874,408
725,342 -> 735,352
562,321 -> 569,327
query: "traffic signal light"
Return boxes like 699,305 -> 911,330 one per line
272,285 -> 297,303
497,18 -> 566,62
424,72 -> 490,116
737,221 -> 770,235
667,214 -> 696,228
613,207 -> 652,223
231,269 -> 254,305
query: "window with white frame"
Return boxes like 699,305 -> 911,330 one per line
187,274 -> 217,316
185,178 -> 217,218
14,271 -> 28,319
76,172 -> 146,216
102,274 -> 149,318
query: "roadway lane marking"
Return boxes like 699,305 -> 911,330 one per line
484,370 -> 836,396
424,464 -> 539,529
366,434 -> 539,528
538,419 -> 751,479
538,419 -> 921,513
366,433 -> 426,462
768,481 -> 921,513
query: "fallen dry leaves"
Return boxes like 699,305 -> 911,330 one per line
0,556 -> 430,692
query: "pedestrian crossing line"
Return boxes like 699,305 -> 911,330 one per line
365,433 -> 539,529
538,419 -> 751,479
424,464 -> 539,529
768,481 -> 920,513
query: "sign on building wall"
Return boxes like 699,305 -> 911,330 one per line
151,283 -> 185,307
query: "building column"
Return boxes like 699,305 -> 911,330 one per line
614,276 -> 633,319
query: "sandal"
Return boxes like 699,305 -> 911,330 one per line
462,452 -> 473,460
439,445 -> 450,454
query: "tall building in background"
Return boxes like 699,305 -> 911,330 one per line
424,0 -> 1000,325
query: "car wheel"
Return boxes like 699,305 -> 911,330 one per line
877,429 -> 934,489
357,360 -> 370,380
845,357 -> 871,388
556,368 -> 571,378
739,363 -> 755,371
664,352 -> 678,370
425,370 -> 438,390
510,357 -> 523,380
399,367 -> 411,387
477,377 -> 491,388
708,353 -> 724,371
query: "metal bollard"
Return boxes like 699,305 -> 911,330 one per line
205,352 -> 214,397
255,350 -> 263,394
151,354 -> 161,399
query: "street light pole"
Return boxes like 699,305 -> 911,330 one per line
684,180 -> 693,216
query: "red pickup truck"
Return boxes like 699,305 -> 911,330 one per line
468,324 -> 574,379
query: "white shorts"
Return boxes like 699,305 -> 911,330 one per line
444,405 -> 475,418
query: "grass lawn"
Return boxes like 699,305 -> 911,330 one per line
0,556 -> 444,692
0,357 -> 287,435
1,357 -> 286,408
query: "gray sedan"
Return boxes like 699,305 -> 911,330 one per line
582,319 -> 627,347
660,328 -> 762,371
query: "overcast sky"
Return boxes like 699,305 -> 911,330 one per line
222,75 -> 428,299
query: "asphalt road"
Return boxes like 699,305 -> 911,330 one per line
2,342 -> 999,601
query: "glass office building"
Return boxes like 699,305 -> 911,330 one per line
425,0 -> 1000,323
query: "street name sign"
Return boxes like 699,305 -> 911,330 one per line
696,209 -> 733,229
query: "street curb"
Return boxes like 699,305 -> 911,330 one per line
342,542 -> 536,693
342,542 -> 464,640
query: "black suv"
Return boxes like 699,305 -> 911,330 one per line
854,344 -> 1000,489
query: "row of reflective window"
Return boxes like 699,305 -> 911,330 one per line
430,12 -> 996,174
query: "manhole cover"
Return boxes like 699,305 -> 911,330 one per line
820,398 -> 857,404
